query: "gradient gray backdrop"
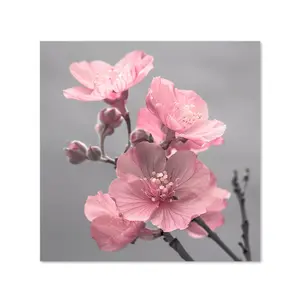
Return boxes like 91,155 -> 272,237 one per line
40,41 -> 261,261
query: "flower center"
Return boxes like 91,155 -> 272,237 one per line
176,104 -> 202,128
141,171 -> 179,203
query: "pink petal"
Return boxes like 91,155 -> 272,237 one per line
84,191 -> 118,222
175,89 -> 209,120
116,142 -> 166,181
63,86 -> 105,101
207,198 -> 228,212
174,160 -> 212,202
91,215 -> 144,251
180,119 -> 226,144
186,212 -> 224,239
70,61 -> 111,89
136,108 -> 165,142
109,178 -> 158,221
166,150 -> 198,185
146,77 -> 178,126
114,50 -> 154,89
134,142 -> 166,178
151,197 -> 207,232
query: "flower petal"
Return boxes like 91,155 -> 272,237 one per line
70,61 -> 111,89
134,142 -> 166,178
91,215 -> 144,251
146,77 -> 178,126
180,119 -> 226,144
166,150 -> 198,185
63,86 -> 105,101
136,108 -> 165,142
175,89 -> 209,120
151,198 -> 206,232
109,178 -> 158,221
84,191 -> 118,222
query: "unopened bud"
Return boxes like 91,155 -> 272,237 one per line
99,107 -> 123,128
64,140 -> 87,164
130,129 -> 150,145
87,146 -> 102,161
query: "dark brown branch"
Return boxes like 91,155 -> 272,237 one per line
232,169 -> 252,261
193,217 -> 242,261
162,232 -> 194,261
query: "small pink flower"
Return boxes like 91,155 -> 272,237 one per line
109,142 -> 225,232
63,50 -> 154,114
84,191 -> 145,251
139,77 -> 226,151
186,188 -> 230,238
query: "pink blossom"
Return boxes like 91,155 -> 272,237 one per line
136,107 -> 224,155
109,141 -> 225,232
63,51 -> 154,114
139,77 -> 226,151
186,188 -> 230,238
84,191 -> 145,251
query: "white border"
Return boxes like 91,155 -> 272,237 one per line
1,0 -> 300,299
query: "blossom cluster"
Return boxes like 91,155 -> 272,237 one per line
64,50 -> 229,252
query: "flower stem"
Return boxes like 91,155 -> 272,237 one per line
232,169 -> 252,261
162,232 -> 194,261
123,112 -> 132,153
193,217 -> 242,261
99,126 -> 116,165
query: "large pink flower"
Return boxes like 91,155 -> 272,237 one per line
84,191 -> 145,251
109,142 -> 225,232
63,50 -> 154,113
186,190 -> 229,238
136,107 -> 224,155
140,77 -> 226,150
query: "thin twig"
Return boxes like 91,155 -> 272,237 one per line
99,126 -> 116,165
232,169 -> 252,261
193,217 -> 242,261
162,232 -> 194,261
123,113 -> 132,153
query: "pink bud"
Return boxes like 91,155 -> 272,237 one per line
64,140 -> 87,164
130,129 -> 150,145
87,146 -> 102,161
99,107 -> 123,128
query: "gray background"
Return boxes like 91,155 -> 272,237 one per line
40,42 -> 261,262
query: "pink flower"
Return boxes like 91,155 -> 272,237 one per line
138,77 -> 226,151
109,141 -> 224,232
186,189 -> 230,238
136,107 -> 224,155
63,50 -> 154,114
84,191 -> 145,251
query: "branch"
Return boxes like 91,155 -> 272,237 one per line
123,112 -> 132,153
162,232 -> 194,261
232,169 -> 252,261
193,217 -> 242,261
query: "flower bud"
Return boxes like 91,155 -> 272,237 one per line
99,107 -> 123,128
64,140 -> 87,164
130,129 -> 150,145
87,146 -> 102,161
